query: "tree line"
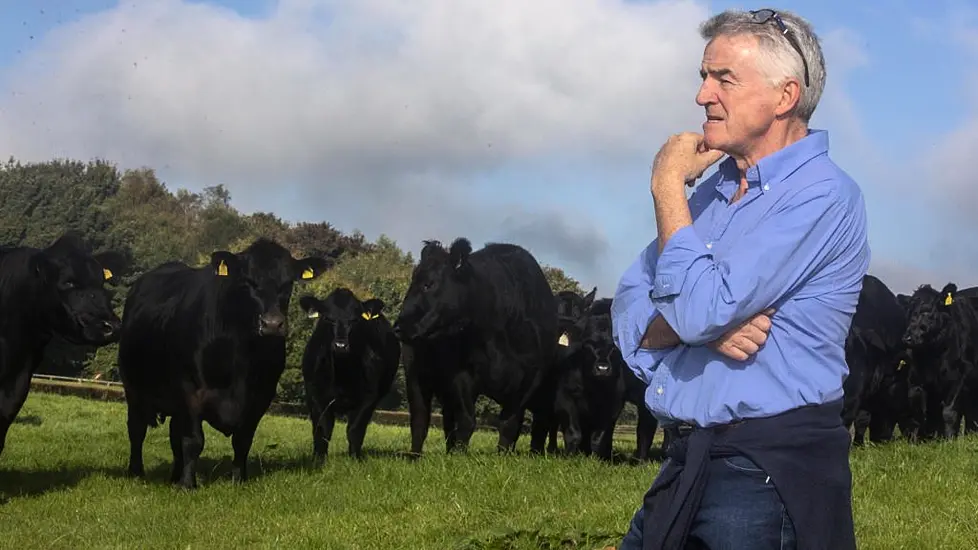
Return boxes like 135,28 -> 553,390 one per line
2,157 -> 632,424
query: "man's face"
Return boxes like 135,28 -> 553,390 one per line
695,34 -> 783,155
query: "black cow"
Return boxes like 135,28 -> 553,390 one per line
547,296 -> 660,461
118,238 -> 330,488
298,288 -> 400,460
551,300 -> 625,460
840,274 -> 910,445
595,298 -> 662,461
0,232 -> 129,457
393,237 -> 558,455
902,283 -> 978,439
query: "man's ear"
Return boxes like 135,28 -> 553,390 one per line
294,256 -> 334,282
299,295 -> 324,319
93,250 -> 131,284
210,251 -> 239,277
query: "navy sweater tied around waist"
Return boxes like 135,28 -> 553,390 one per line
641,399 -> 856,550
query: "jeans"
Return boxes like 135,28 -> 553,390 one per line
619,454 -> 797,550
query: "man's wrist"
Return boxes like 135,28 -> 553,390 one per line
651,169 -> 686,196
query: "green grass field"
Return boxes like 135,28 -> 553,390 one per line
1,392 -> 977,549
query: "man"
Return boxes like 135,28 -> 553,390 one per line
612,8 -> 868,550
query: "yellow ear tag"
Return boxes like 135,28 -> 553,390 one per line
301,267 -> 314,280
217,260 -> 228,277
558,333 -> 569,346
102,268 -> 113,280
361,312 -> 379,320
897,359 -> 906,371
945,292 -> 953,306
307,310 -> 319,319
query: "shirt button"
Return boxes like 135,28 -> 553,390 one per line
705,242 -> 713,249
763,184 -> 770,191
656,386 -> 664,395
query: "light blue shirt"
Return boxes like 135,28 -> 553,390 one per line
611,130 -> 870,428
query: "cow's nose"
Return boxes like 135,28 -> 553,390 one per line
901,334 -> 912,345
102,319 -> 121,337
259,314 -> 286,335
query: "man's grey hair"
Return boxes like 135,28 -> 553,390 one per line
700,9 -> 826,123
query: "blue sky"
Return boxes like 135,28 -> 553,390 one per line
0,0 -> 975,296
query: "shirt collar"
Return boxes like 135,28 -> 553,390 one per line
713,129 -> 830,196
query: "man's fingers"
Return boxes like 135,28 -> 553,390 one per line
749,314 -> 772,333
731,335 -> 759,356
740,323 -> 768,346
719,343 -> 749,361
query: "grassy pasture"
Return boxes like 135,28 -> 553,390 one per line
1,392 -> 977,549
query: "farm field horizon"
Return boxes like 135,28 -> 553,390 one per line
1,392 -> 976,549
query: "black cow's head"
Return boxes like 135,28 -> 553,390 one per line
578,312 -> 621,380
29,232 -> 130,345
902,283 -> 956,348
393,237 -> 474,341
555,287 -> 596,346
209,238 -> 332,337
300,289 -> 385,355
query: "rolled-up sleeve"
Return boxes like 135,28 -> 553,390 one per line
650,183 -> 849,345
611,240 -> 676,386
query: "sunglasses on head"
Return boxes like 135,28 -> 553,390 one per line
749,8 -> 810,87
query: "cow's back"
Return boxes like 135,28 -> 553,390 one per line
118,262 -> 219,394
468,243 -> 557,338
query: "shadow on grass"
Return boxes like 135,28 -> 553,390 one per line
11,415 -> 43,426
453,526 -> 624,550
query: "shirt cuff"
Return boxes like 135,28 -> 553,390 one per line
650,224 -> 711,300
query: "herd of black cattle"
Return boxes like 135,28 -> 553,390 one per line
0,232 -> 975,489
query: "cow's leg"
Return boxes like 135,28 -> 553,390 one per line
346,404 -> 374,460
231,406 -> 271,483
942,404 -> 961,439
852,409 -> 870,446
592,423 -> 615,461
307,394 -> 333,461
451,377 -> 477,453
440,395 -> 459,452
126,400 -> 149,477
546,421 -> 559,455
635,406 -> 657,461
168,418 -> 185,485
495,404 -> 525,453
406,369 -> 434,457
868,410 -> 894,444
177,417 -> 205,489
0,367 -> 32,458
561,404 -> 582,455
528,403 -> 552,455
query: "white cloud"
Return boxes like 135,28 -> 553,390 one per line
0,0 -> 713,291
0,0 -> 925,297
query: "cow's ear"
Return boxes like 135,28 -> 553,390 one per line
940,283 -> 957,306
449,237 -> 472,271
582,286 -> 597,310
362,298 -> 385,320
93,251 -> 130,284
210,251 -> 239,277
299,295 -> 324,319
294,256 -> 333,282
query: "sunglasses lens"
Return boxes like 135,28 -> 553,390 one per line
751,9 -> 774,22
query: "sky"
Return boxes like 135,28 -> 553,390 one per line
0,0 -> 975,297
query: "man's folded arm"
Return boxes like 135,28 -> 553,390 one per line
611,240 -> 678,386
650,184 -> 851,345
